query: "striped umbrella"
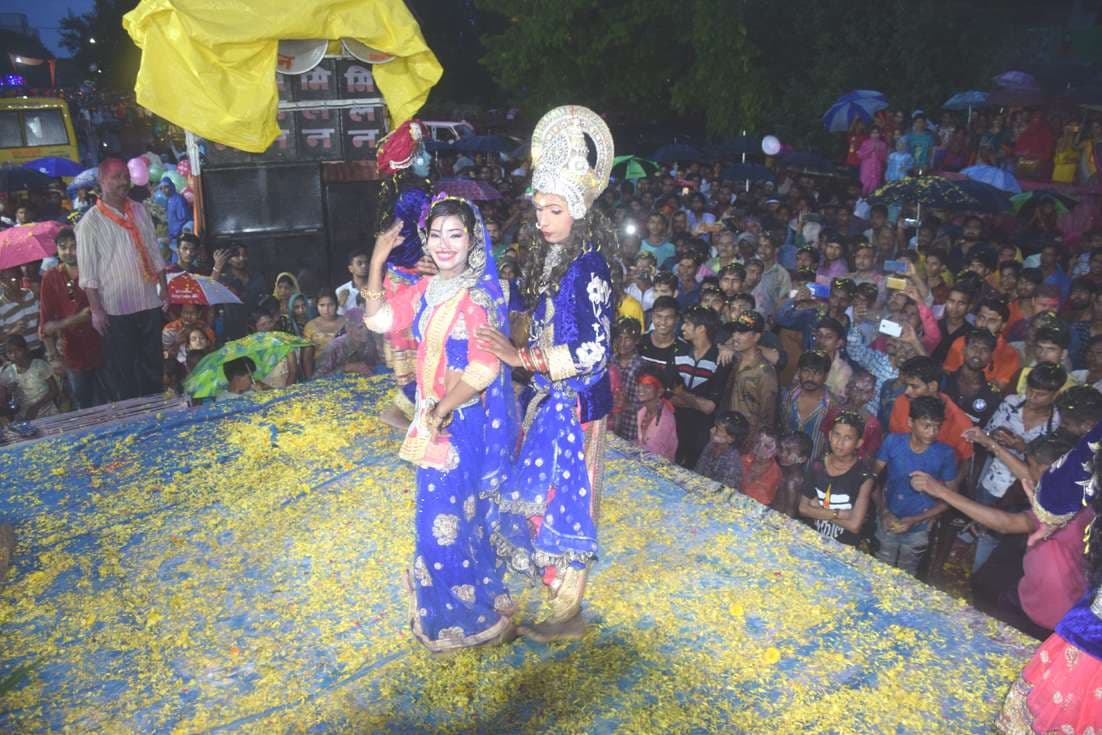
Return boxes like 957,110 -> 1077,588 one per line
822,91 -> 888,133
961,165 -> 1021,194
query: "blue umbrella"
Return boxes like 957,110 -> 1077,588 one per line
0,165 -> 51,193
822,95 -> 888,133
835,89 -> 887,103
943,91 -> 989,111
650,143 -> 708,163
71,167 -> 98,189
961,165 -> 1021,194
22,157 -> 82,178
720,163 -> 774,182
993,71 -> 1039,91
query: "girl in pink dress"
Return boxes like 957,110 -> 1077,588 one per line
857,125 -> 889,196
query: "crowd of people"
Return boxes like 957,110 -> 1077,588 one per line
3,108 -> 1102,643
846,107 -> 1102,192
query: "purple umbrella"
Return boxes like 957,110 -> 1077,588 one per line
993,71 -> 1039,91
434,178 -> 501,201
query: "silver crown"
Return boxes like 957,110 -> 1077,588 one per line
530,105 -> 614,219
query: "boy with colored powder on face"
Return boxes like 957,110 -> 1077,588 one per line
771,431 -> 812,518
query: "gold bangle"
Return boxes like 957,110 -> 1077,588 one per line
360,287 -> 385,301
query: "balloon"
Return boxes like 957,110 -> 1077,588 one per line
142,151 -> 163,168
176,159 -> 191,177
152,190 -> 168,206
761,135 -> 781,156
165,171 -> 187,191
127,156 -> 150,186
182,187 -> 194,203
148,164 -> 164,183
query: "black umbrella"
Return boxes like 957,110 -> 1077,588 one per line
707,135 -> 758,159
720,163 -> 774,183
951,180 -> 1013,213
650,143 -> 709,163
868,176 -> 984,210
777,150 -> 836,174
449,135 -> 521,154
0,166 -> 52,193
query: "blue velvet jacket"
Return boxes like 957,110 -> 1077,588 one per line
527,249 -> 613,423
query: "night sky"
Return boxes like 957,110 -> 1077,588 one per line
7,0 -> 94,56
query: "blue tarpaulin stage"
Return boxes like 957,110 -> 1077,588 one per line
0,375 -> 1033,733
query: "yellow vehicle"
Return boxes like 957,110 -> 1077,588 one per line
0,97 -> 80,166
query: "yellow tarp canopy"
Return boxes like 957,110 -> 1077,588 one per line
123,0 -> 442,152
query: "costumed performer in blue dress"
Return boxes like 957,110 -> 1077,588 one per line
372,119 -> 433,430
477,105 -> 617,642
363,192 -> 518,652
997,420 -> 1102,733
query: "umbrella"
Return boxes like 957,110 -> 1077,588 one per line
952,180 -> 1013,213
961,165 -> 1021,194
650,143 -> 708,163
778,150 -> 836,174
448,135 -> 519,155
22,157 -> 82,178
71,167 -> 98,189
943,90 -> 989,110
434,178 -> 501,201
0,166 -> 52,193
612,155 -> 660,181
720,163 -> 774,182
0,221 -> 62,270
987,88 -> 1051,108
166,271 -> 243,305
1010,190 -> 1078,216
822,91 -> 888,133
707,135 -> 758,158
868,176 -> 984,210
184,332 -> 312,398
993,71 -> 1040,91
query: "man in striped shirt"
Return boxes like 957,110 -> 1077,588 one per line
0,267 -> 42,360
75,159 -> 168,401
670,305 -> 730,468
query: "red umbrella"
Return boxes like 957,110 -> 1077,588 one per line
166,271 -> 242,305
0,221 -> 62,270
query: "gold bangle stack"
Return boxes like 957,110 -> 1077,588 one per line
360,286 -> 386,301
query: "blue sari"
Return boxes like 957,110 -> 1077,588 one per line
374,198 -> 518,652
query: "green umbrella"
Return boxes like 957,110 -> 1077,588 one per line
184,332 -> 312,398
1010,190 -> 1076,216
611,155 -> 660,181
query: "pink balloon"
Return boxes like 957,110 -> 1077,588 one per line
182,187 -> 194,203
127,156 -> 150,186
176,159 -> 191,177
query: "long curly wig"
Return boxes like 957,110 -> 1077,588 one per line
515,206 -> 623,309
1086,446 -> 1102,591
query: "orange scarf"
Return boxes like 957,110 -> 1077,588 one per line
96,199 -> 159,283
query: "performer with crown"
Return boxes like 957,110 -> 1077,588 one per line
997,421 -> 1102,733
371,119 -> 434,429
362,191 -> 518,652
477,105 -> 618,642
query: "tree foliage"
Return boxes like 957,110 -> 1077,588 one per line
476,0 -> 1027,145
58,0 -> 140,93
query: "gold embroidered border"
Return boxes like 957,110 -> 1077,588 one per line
461,361 -> 499,392
1030,493 -> 1076,529
362,302 -> 394,333
546,344 -> 578,382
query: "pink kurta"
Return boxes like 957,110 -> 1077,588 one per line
637,404 -> 678,460
857,138 -> 888,195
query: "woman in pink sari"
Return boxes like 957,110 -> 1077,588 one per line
857,125 -> 889,196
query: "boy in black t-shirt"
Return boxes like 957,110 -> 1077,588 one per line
639,295 -> 684,373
